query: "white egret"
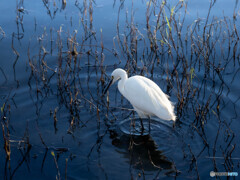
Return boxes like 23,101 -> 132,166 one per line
104,68 -> 176,123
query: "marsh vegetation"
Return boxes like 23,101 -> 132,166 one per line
0,0 -> 240,179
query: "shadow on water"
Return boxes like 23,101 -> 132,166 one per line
0,0 -> 240,179
111,134 -> 177,175
112,118 -> 181,176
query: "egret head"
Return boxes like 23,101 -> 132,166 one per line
104,68 -> 127,94
111,68 -> 126,84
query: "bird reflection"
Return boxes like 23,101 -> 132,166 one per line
110,131 -> 176,174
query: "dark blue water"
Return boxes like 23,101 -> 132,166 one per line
0,0 -> 240,179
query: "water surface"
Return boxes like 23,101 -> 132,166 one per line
0,0 -> 240,179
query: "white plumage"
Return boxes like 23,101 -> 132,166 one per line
105,68 -> 176,121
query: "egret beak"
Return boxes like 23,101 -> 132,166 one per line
103,78 -> 113,95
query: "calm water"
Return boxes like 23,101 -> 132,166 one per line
0,0 -> 240,179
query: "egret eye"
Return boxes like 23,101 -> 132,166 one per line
111,76 -> 114,79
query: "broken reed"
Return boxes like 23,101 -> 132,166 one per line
1,98 -> 32,179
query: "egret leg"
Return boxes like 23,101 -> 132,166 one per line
133,107 -> 146,134
148,116 -> 151,134
172,120 -> 176,128
140,118 -> 144,134
144,114 -> 152,134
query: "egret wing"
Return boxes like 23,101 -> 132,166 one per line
137,76 -> 174,108
123,76 -> 175,120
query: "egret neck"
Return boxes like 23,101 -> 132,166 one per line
117,70 -> 127,95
